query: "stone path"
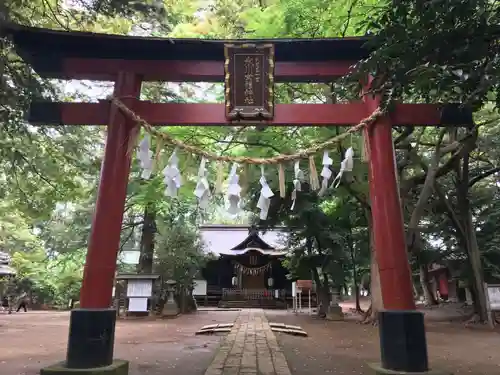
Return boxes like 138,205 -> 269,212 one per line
205,309 -> 292,375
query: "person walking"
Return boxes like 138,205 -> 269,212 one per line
16,292 -> 28,312
6,276 -> 17,314
1,296 -> 8,312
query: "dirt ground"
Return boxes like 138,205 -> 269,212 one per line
2,309 -> 500,375
266,310 -> 500,375
0,310 -> 239,375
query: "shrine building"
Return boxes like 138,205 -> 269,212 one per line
198,225 -> 292,308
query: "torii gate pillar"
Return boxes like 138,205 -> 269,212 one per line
63,72 -> 142,372
365,92 -> 430,374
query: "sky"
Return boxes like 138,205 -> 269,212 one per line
60,0 -> 217,101
59,79 -> 219,103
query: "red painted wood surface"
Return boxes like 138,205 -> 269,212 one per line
61,58 -> 357,82
296,280 -> 313,291
438,272 -> 449,297
43,102 -> 444,126
79,72 -> 142,309
364,90 -> 416,311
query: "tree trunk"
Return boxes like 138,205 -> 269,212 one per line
180,289 -> 187,314
464,209 -> 488,322
348,232 -> 362,312
419,265 -> 438,305
413,281 -> 419,299
318,287 -> 330,317
362,211 -> 383,324
312,267 -> 330,317
369,242 -> 383,311
354,281 -> 361,312
345,208 -> 362,312
8,297 -> 13,314
405,131 -> 447,308
456,153 -> 488,322
137,204 -> 156,274
434,175 -> 487,321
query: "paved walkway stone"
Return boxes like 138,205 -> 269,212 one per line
204,309 -> 293,375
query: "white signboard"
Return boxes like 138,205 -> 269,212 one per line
128,297 -> 148,312
486,284 -> 500,311
193,280 -> 207,296
292,281 -> 296,296
127,279 -> 153,297
119,251 -> 141,265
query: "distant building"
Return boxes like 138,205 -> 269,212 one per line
0,251 -> 16,277
198,225 -> 292,308
427,254 -> 469,303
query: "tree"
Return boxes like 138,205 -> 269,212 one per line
251,173 -> 368,317
154,215 -> 210,312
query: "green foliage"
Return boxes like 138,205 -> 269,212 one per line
154,220 -> 210,289
253,179 -> 370,292
353,0 -> 500,109
11,249 -> 84,306
2,0 -> 500,312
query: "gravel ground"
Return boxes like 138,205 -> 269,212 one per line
266,310 -> 500,375
0,310 -> 239,375
3,308 -> 499,375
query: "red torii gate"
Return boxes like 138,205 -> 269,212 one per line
5,24 -> 465,375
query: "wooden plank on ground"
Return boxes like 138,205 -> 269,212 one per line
271,327 -> 308,337
284,324 -> 302,331
269,322 -> 286,328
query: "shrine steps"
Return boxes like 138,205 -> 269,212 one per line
218,299 -> 286,309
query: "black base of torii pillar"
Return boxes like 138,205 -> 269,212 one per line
369,311 -> 451,375
40,309 -> 128,375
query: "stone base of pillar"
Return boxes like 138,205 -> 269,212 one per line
325,304 -> 344,321
162,300 -> 179,317
41,360 -> 129,375
369,363 -> 451,375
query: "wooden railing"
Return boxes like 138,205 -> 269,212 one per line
222,288 -> 285,300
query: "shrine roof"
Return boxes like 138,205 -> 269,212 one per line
230,228 -> 275,251
200,225 -> 288,257
2,24 -> 370,78
0,264 -> 16,276
0,251 -> 10,265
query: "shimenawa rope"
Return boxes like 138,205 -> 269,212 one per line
111,97 -> 385,165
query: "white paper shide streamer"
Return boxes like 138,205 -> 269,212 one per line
226,163 -> 242,215
138,134 -> 153,179
291,161 -> 304,210
162,149 -> 182,197
194,157 -> 211,209
257,166 -> 274,220
331,147 -> 354,188
319,151 -> 333,196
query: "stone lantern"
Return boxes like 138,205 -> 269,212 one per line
162,279 -> 179,317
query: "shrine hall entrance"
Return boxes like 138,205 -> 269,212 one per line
238,250 -> 269,290
242,273 -> 265,289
